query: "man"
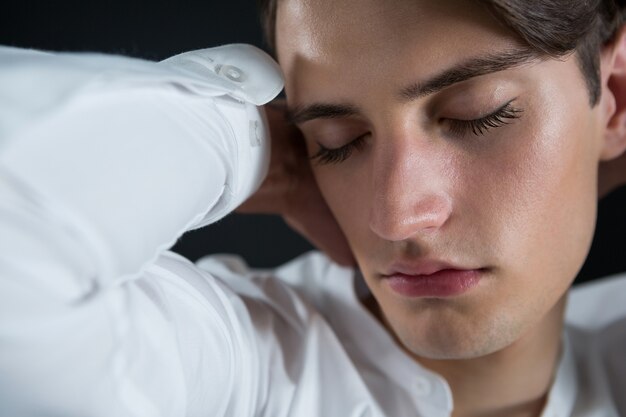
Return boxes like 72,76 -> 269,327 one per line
253,0 -> 626,413
1,1 -> 626,417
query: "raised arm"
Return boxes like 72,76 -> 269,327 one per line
0,44 -> 282,417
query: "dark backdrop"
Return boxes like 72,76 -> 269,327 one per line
2,0 -> 625,283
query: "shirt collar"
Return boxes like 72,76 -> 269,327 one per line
327,266 -> 454,412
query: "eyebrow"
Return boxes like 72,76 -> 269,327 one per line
287,103 -> 359,125
399,48 -> 538,100
287,48 -> 539,125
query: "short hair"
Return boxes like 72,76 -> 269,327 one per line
257,0 -> 626,106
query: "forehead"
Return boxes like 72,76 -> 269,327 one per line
275,0 -> 521,105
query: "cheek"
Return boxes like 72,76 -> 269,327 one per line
475,100 -> 599,291
313,162 -> 371,248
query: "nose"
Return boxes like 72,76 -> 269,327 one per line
368,138 -> 453,242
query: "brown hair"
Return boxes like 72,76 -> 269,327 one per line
257,0 -> 626,105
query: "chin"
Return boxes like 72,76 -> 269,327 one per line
390,311 -> 524,360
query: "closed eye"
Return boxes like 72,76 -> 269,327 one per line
445,100 -> 522,137
310,134 -> 368,165
310,100 -> 522,166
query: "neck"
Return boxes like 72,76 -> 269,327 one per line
363,296 -> 566,417
424,300 -> 564,417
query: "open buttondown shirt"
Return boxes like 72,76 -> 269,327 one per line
0,44 -> 625,417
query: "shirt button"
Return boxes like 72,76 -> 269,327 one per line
414,378 -> 432,396
249,120 -> 261,147
219,64 -> 246,83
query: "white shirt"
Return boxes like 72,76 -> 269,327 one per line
0,45 -> 624,417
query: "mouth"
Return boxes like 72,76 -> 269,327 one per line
381,261 -> 487,298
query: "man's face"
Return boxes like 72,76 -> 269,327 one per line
275,0 -> 606,359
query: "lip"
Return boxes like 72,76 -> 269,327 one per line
382,261 -> 484,298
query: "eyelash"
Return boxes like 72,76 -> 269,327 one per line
311,134 -> 368,165
446,101 -> 522,137
310,101 -> 523,165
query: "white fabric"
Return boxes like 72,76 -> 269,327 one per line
0,45 -> 625,417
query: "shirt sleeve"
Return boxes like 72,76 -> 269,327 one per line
0,45 -> 283,417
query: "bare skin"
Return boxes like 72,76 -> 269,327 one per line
237,101 -> 356,266
241,2 -> 626,415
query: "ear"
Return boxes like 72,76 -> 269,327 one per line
600,25 -> 626,161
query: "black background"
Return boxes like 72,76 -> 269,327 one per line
2,0 -> 625,283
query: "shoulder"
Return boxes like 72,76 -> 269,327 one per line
144,251 -> 353,415
189,251 -> 366,415
565,274 -> 626,414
